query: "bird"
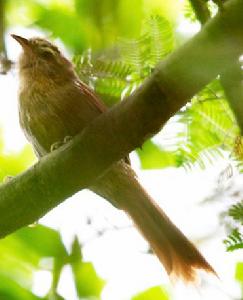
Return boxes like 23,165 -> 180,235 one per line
12,34 -> 215,282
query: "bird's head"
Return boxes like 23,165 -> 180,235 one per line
12,34 -> 75,82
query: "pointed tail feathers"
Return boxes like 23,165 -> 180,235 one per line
91,162 -> 216,282
122,185 -> 215,281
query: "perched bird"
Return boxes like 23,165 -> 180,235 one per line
12,34 -> 215,282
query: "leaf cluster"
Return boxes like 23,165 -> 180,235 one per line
0,225 -> 104,300
0,224 -> 169,300
224,201 -> 243,252
73,15 -> 174,106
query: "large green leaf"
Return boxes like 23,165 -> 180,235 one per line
0,275 -> 42,300
13,225 -> 68,259
70,237 -> 105,299
0,225 -> 68,297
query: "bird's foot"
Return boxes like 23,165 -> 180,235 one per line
63,135 -> 73,144
50,141 -> 64,152
50,136 -> 73,152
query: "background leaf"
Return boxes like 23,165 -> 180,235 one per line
70,237 -> 105,299
132,286 -> 169,300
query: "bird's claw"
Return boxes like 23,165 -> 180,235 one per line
50,141 -> 63,152
50,136 -> 73,152
63,135 -> 72,144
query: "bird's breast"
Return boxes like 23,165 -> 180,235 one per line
18,79 -> 103,157
18,83 -> 74,156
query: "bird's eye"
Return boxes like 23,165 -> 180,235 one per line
40,50 -> 54,59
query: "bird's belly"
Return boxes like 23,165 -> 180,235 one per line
19,95 -> 79,156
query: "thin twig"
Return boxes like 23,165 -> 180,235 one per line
0,0 -> 13,74
189,0 -> 211,24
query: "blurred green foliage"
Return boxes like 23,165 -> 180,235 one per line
69,237 -> 104,298
0,131 -> 35,182
235,262 -> 243,299
6,0 -> 180,52
0,224 -> 169,299
137,140 -> 177,169
0,224 -> 105,299
235,262 -> 243,282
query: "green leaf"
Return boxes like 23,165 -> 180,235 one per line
70,237 -> 105,298
0,145 -> 35,182
14,225 -> 68,294
137,140 -> 177,169
229,202 -> 243,225
0,275 -> 42,300
13,225 -> 68,259
132,286 -> 169,300
224,229 -> 243,252
146,15 -> 174,64
235,262 -> 243,282
0,225 -> 68,296
36,6 -> 88,53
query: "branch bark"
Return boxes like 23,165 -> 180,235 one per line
0,0 -> 243,238
189,0 -> 243,134
0,0 -> 12,74
220,59 -> 243,134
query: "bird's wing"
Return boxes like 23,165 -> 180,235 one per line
75,80 -> 131,165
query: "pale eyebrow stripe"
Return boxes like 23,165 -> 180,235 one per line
31,39 -> 60,53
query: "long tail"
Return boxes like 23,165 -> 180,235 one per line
91,161 -> 216,282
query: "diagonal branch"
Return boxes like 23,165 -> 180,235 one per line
0,0 -> 243,238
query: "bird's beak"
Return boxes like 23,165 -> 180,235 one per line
11,34 -> 31,50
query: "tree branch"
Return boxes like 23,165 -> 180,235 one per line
0,0 -> 6,55
0,0 -> 243,238
189,0 -> 243,134
0,0 -> 12,74
220,59 -> 243,134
